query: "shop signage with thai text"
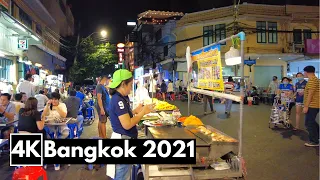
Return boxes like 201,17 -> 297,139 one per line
191,44 -> 224,91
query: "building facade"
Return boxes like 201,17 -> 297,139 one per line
0,0 -> 74,86
175,3 -> 319,88
125,11 -> 183,70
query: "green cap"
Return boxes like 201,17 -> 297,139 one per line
109,69 -> 133,88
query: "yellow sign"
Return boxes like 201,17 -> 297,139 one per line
191,44 -> 224,91
117,43 -> 125,48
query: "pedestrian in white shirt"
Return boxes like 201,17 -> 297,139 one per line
149,74 -> 158,98
35,90 -> 49,112
175,79 -> 180,94
1,80 -> 13,95
16,74 -> 35,98
190,79 -> 195,101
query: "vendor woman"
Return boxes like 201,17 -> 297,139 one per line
106,69 -> 154,180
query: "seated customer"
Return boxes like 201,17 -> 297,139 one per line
0,93 -> 16,139
35,90 -> 49,113
18,97 -> 45,134
75,85 -> 89,117
11,93 -> 25,121
64,90 -> 84,129
42,92 -> 69,139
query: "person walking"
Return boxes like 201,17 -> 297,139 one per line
203,94 -> 215,115
267,76 -> 279,104
160,80 -> 167,101
149,74 -> 158,98
190,79 -> 195,101
175,79 -> 180,95
302,66 -> 319,147
224,76 -> 235,117
167,80 -> 174,100
16,74 -> 35,98
293,73 -> 307,130
96,75 -> 111,139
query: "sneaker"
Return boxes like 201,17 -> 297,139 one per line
204,112 -> 207,115
43,165 -> 47,169
211,110 -> 216,113
54,164 -> 60,171
304,142 -> 319,147
225,112 -> 228,114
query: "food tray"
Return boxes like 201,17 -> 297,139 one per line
186,125 -> 238,144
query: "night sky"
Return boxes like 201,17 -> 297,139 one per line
68,0 -> 319,43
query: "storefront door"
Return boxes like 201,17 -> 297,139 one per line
0,57 -> 13,81
254,66 -> 282,88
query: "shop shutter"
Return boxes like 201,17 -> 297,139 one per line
254,66 -> 282,89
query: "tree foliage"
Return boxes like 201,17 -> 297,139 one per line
69,38 -> 117,83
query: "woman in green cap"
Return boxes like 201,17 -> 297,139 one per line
106,69 -> 154,180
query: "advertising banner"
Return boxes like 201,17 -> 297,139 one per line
191,44 -> 224,91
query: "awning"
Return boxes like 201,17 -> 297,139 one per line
34,44 -> 66,62
0,11 -> 42,45
26,46 -> 55,71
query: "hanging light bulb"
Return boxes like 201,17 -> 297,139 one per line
225,47 -> 241,66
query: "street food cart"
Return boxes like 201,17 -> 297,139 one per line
141,32 -> 246,179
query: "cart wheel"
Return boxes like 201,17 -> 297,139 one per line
286,123 -> 291,129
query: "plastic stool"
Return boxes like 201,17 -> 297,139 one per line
13,125 -> 19,133
88,99 -> 94,106
12,166 -> 47,180
44,126 -> 54,139
86,107 -> 94,119
67,123 -> 79,139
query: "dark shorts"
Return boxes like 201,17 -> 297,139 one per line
97,107 -> 109,123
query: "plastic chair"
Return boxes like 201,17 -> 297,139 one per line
13,125 -> 19,133
77,119 -> 84,138
67,123 -> 79,139
12,166 -> 47,180
44,126 -> 54,139
88,99 -> 94,106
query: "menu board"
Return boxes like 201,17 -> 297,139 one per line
191,44 -> 224,91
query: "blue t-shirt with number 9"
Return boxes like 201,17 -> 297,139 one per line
109,91 -> 137,138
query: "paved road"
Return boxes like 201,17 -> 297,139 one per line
0,101 -> 319,180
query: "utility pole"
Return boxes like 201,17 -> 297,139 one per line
233,0 -> 239,35
73,23 -> 81,63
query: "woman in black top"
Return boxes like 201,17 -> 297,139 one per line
18,97 -> 45,133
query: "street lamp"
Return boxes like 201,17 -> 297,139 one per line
100,30 -> 107,38
81,30 -> 108,43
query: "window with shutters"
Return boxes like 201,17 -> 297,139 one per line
293,29 -> 302,44
303,29 -> 312,40
256,21 -> 266,43
215,24 -> 226,45
268,22 -> 277,43
203,25 -> 213,46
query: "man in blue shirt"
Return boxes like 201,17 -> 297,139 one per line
294,73 -> 307,130
96,75 -> 111,138
75,85 -> 87,117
